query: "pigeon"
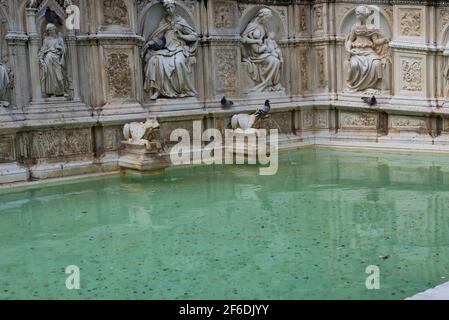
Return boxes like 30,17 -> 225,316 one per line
145,36 -> 167,52
221,96 -> 234,108
45,8 -> 63,25
254,100 -> 271,120
362,95 -> 377,106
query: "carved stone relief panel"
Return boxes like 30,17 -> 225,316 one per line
439,8 -> 449,32
25,129 -> 93,159
298,5 -> 308,33
213,1 -> 238,30
401,57 -> 423,92
104,48 -> 133,101
104,126 -> 124,151
300,48 -> 309,91
302,110 -> 314,130
316,47 -> 326,88
103,0 -> 129,27
0,135 -> 15,162
312,4 -> 324,33
390,115 -> 427,132
340,112 -> 377,130
399,8 -> 422,37
315,110 -> 329,129
214,47 -> 238,96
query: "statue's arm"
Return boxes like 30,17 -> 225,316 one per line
372,33 -> 389,46
344,32 -> 355,52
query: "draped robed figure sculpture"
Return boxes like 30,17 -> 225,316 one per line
241,8 -> 283,93
0,62 -> 11,106
38,23 -> 67,97
143,0 -> 199,100
344,6 -> 390,92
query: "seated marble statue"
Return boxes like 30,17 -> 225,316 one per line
345,6 -> 390,92
242,8 -> 283,93
143,0 -> 199,100
38,23 -> 67,97
0,62 -> 11,106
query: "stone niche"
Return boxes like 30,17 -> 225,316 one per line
3,1 -> 449,184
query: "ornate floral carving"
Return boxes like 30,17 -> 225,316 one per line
313,5 -> 324,32
401,58 -> 422,91
0,136 -> 14,162
316,47 -> 326,88
213,1 -> 237,29
439,8 -> 449,32
300,48 -> 309,91
391,116 -> 427,129
26,129 -> 92,159
106,51 -> 132,99
103,0 -> 129,27
341,112 -> 377,128
399,9 -> 422,36
299,5 -> 308,33
215,48 -> 238,95
316,111 -> 328,129
303,110 -> 314,129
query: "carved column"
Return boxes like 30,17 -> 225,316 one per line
66,29 -> 81,101
25,8 -> 42,102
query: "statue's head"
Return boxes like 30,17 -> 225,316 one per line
145,117 -> 160,130
162,0 -> 176,16
46,23 -> 57,36
355,6 -> 373,23
256,8 -> 273,24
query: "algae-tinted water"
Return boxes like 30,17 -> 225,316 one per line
0,148 -> 448,299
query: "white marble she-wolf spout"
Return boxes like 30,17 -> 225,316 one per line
123,118 -> 160,149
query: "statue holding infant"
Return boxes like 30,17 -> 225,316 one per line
241,8 -> 284,93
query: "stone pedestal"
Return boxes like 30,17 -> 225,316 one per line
119,141 -> 169,174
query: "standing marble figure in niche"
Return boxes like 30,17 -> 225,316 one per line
345,6 -> 390,92
143,0 -> 199,100
38,23 -> 67,97
0,62 -> 11,106
241,8 -> 283,93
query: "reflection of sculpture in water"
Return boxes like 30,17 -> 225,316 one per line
143,0 -> 199,100
0,62 -> 11,106
345,6 -> 390,92
241,8 -> 283,93
38,23 -> 67,97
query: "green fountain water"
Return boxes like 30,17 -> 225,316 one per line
0,148 -> 448,299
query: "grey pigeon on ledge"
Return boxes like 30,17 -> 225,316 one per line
255,100 -> 271,120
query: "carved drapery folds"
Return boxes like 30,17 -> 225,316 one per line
38,23 -> 68,97
241,8 -> 283,93
0,4 -> 11,106
344,5 -> 390,93
142,0 -> 199,100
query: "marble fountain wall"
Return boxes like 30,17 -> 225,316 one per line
1,0 -> 449,184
